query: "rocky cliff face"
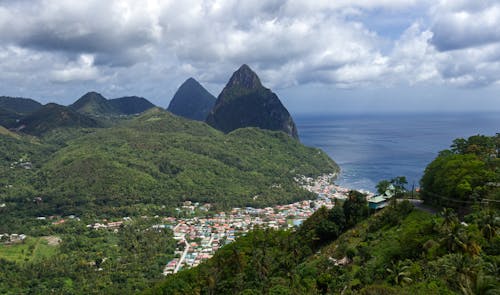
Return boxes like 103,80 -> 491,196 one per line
206,64 -> 299,139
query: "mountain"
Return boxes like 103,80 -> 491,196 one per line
15,108 -> 337,215
0,96 -> 42,114
0,107 -> 22,128
167,78 -> 216,121
70,91 -> 118,116
206,64 -> 299,139
18,103 -> 100,135
108,96 -> 156,115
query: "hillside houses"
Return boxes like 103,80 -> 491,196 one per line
162,174 -> 354,276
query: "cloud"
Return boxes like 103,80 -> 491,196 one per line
429,0 -> 500,51
0,0 -> 162,66
0,0 -> 499,107
51,54 -> 102,83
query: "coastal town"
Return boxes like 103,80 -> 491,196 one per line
161,173 -> 374,275
8,173 -> 383,276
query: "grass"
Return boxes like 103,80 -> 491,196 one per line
0,236 -> 59,263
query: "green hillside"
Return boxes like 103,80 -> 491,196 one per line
150,135 -> 500,295
0,96 -> 42,114
108,96 -> 156,115
0,107 -> 337,218
150,200 -> 499,295
70,92 -> 119,116
18,103 -> 101,136
0,107 -> 21,128
36,109 -> 337,216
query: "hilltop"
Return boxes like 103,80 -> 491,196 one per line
18,103 -> 101,136
70,92 -> 156,116
0,96 -> 42,114
109,96 -> 156,115
206,65 -> 299,139
168,78 -> 216,121
70,92 -> 119,116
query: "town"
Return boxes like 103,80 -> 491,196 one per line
161,173 -> 372,275
8,173 -> 382,276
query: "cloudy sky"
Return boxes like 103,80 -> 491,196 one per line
0,0 -> 499,114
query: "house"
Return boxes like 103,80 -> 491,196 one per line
368,196 -> 388,210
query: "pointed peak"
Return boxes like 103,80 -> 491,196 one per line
226,64 -> 262,90
181,77 -> 201,87
80,91 -> 106,100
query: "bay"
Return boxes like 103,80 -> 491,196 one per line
296,112 -> 500,192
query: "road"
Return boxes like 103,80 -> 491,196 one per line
401,198 -> 438,214
174,236 -> 189,274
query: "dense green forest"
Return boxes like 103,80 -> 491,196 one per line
0,108 -> 337,224
421,134 -> 500,210
0,218 -> 177,294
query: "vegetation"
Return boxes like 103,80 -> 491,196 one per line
19,103 -> 101,136
108,96 -> 156,115
151,200 -> 499,294
150,134 -> 500,294
206,64 -> 299,139
0,96 -> 42,114
421,134 -> 499,210
0,218 -> 177,294
1,107 -> 337,221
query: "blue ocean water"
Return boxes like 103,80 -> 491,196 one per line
296,112 -> 500,192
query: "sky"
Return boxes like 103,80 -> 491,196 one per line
0,0 -> 499,114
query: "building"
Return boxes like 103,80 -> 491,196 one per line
368,196 -> 388,210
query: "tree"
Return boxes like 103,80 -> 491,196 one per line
386,260 -> 412,286
390,176 -> 408,197
343,190 -> 369,227
376,180 -> 391,195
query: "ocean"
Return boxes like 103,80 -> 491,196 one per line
296,112 -> 500,192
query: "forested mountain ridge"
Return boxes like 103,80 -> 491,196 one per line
70,91 -> 120,116
109,96 -> 156,115
1,107 -> 338,219
18,103 -> 101,136
0,96 -> 42,114
206,65 -> 299,139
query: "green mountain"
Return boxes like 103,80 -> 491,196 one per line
0,107 -> 21,128
0,96 -> 42,114
108,96 -> 156,115
167,78 -> 216,121
206,64 -> 299,139
70,91 -> 119,116
18,103 -> 100,136
30,108 -> 336,216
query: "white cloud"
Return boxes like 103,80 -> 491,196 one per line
51,54 -> 102,83
429,0 -> 500,51
0,0 -> 499,106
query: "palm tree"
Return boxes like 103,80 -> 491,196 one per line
440,253 -> 481,295
386,260 -> 413,286
441,208 -> 459,231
